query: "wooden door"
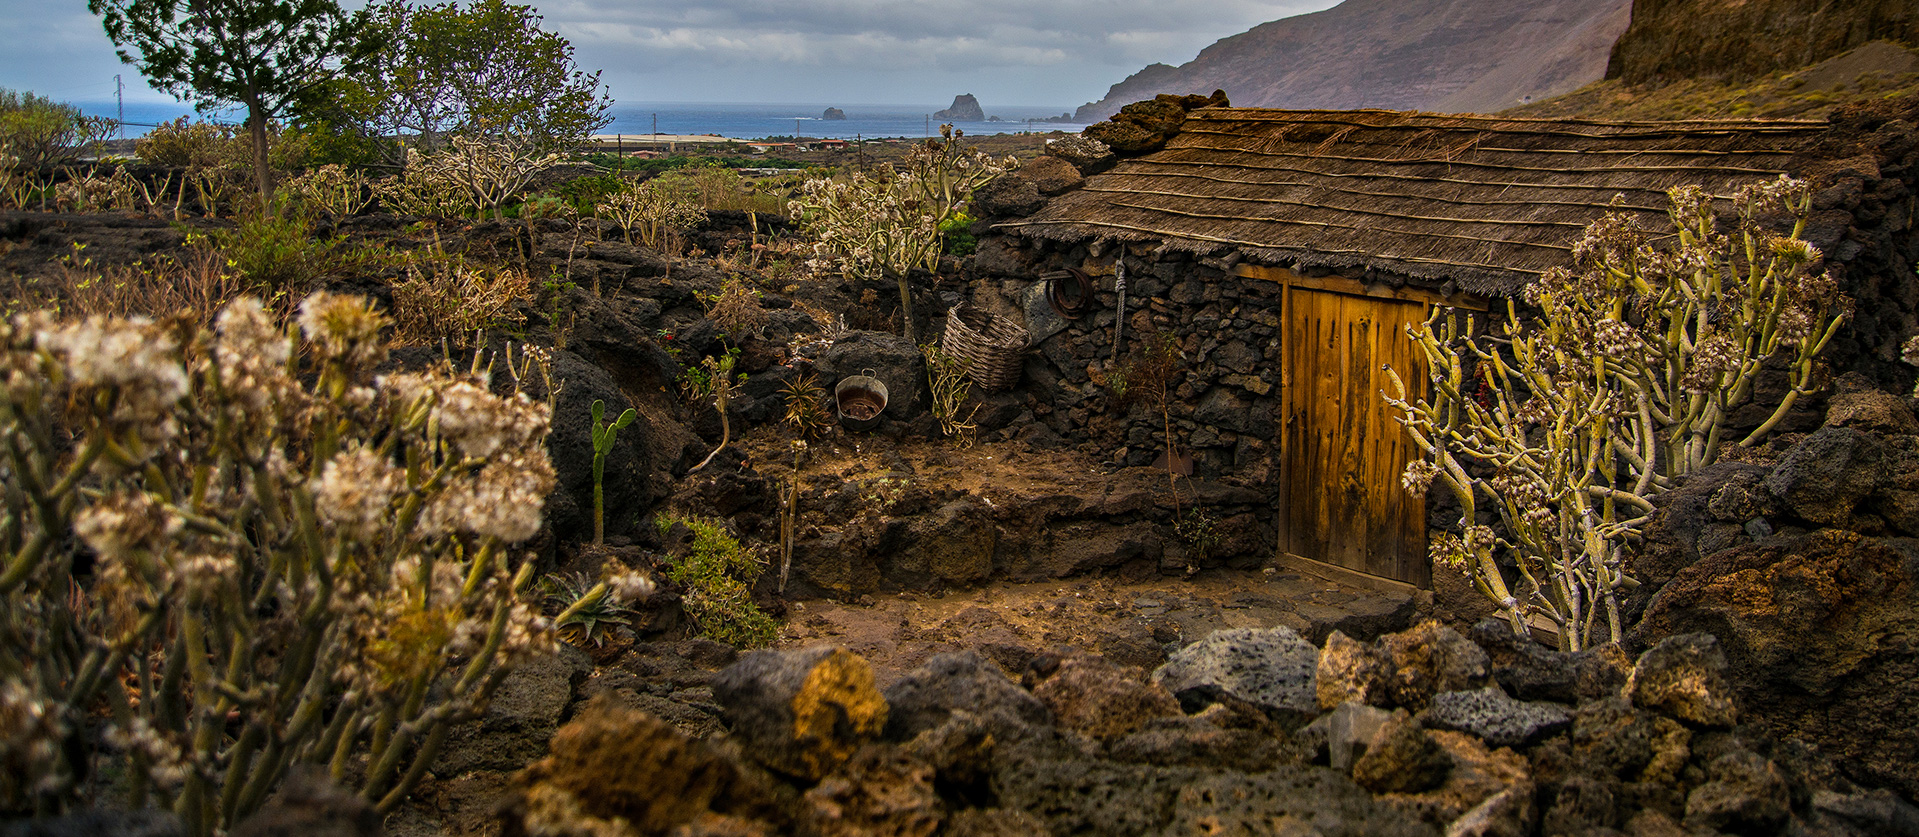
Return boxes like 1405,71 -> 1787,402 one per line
1279,286 -> 1430,587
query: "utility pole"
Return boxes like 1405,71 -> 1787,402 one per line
795,118 -> 801,141
652,112 -> 658,141
114,75 -> 124,140
856,132 -> 863,173
925,114 -> 930,138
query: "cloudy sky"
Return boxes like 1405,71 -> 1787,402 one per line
0,0 -> 1338,113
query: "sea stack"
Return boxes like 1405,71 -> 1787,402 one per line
821,107 -> 846,120
933,94 -> 985,122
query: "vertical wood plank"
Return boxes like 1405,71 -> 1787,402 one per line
1278,287 -> 1430,587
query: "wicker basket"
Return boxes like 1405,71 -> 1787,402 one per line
941,303 -> 1030,390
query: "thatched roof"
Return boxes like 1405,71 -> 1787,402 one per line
997,108 -> 1828,296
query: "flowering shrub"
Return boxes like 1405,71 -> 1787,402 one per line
788,125 -> 1013,343
1386,177 -> 1848,651
594,176 -> 706,249
376,138 -> 561,220
283,163 -> 373,218
0,294 -> 582,832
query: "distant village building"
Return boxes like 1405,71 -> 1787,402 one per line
973,106 -> 1910,588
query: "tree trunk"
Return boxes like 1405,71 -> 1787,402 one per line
246,104 -> 274,210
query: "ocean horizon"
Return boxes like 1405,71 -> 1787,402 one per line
69,100 -> 1093,141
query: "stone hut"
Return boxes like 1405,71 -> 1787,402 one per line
965,104 -> 1919,589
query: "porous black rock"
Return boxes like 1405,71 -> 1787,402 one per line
1153,626 -> 1319,723
1422,686 -> 1572,749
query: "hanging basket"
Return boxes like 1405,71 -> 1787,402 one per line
941,303 -> 1030,391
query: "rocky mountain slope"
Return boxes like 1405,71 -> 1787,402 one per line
1608,0 -> 1919,85
1074,0 -> 1631,121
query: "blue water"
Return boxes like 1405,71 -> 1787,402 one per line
607,102 -> 1089,140
69,101 -> 1093,140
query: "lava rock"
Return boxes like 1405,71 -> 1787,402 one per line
881,651 -> 1054,749
1027,654 -> 1181,740
1042,135 -> 1115,175
1625,634 -> 1737,728
816,330 -> 925,420
1019,155 -> 1084,196
1153,626 -> 1319,723
435,644 -> 590,776
712,646 -> 889,780
1352,712 -> 1449,794
503,696 -> 783,836
1422,687 -> 1573,749
1811,788 -> 1919,836
1317,629 -> 1392,710
1763,425 -> 1888,526
971,175 -> 1044,218
231,770 -> 379,837
1631,528 -> 1919,797
1325,701 -> 1394,773
1162,765 -> 1436,837
1683,751 -> 1791,833
1379,621 -> 1492,711
1569,697 -> 1693,788
801,745 -> 943,837
0,811 -> 183,837
1469,618 -> 1629,704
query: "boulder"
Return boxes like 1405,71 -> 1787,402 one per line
231,771 -> 378,837
1019,155 -> 1084,196
1152,626 -> 1319,723
1625,634 -> 1737,728
1324,701 -> 1394,773
503,696 -> 784,836
1631,528 -> 1919,797
1683,751 -> 1791,834
1379,621 -> 1491,711
1352,712 -> 1449,794
1422,687 -> 1572,749
434,644 -> 590,776
0,811 -> 183,837
881,651 -> 1055,750
1042,135 -> 1115,175
815,330 -> 924,420
1317,629 -> 1392,710
970,175 -> 1044,218
1027,654 -> 1181,740
802,746 -> 943,837
1469,618 -> 1629,704
885,499 -> 998,589
712,647 -> 889,780
1763,425 -> 1888,527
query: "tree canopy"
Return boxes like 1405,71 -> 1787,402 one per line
318,0 -> 612,162
89,0 -> 369,202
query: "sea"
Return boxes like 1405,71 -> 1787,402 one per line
72,100 -> 1093,140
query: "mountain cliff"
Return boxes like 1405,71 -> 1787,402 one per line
1074,0 -> 1632,120
1608,0 -> 1919,84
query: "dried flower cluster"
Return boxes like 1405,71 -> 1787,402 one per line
0,293 -> 558,833
595,176 -> 706,249
284,164 -> 374,217
1386,176 -> 1847,651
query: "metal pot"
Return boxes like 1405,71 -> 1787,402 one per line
835,371 -> 889,432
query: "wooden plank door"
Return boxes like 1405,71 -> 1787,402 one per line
1279,286 -> 1430,587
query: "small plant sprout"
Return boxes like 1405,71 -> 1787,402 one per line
921,343 -> 979,445
689,350 -> 743,472
543,567 -> 655,647
590,398 -> 638,544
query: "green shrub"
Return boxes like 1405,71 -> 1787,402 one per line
655,515 -> 777,648
0,89 -> 114,170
